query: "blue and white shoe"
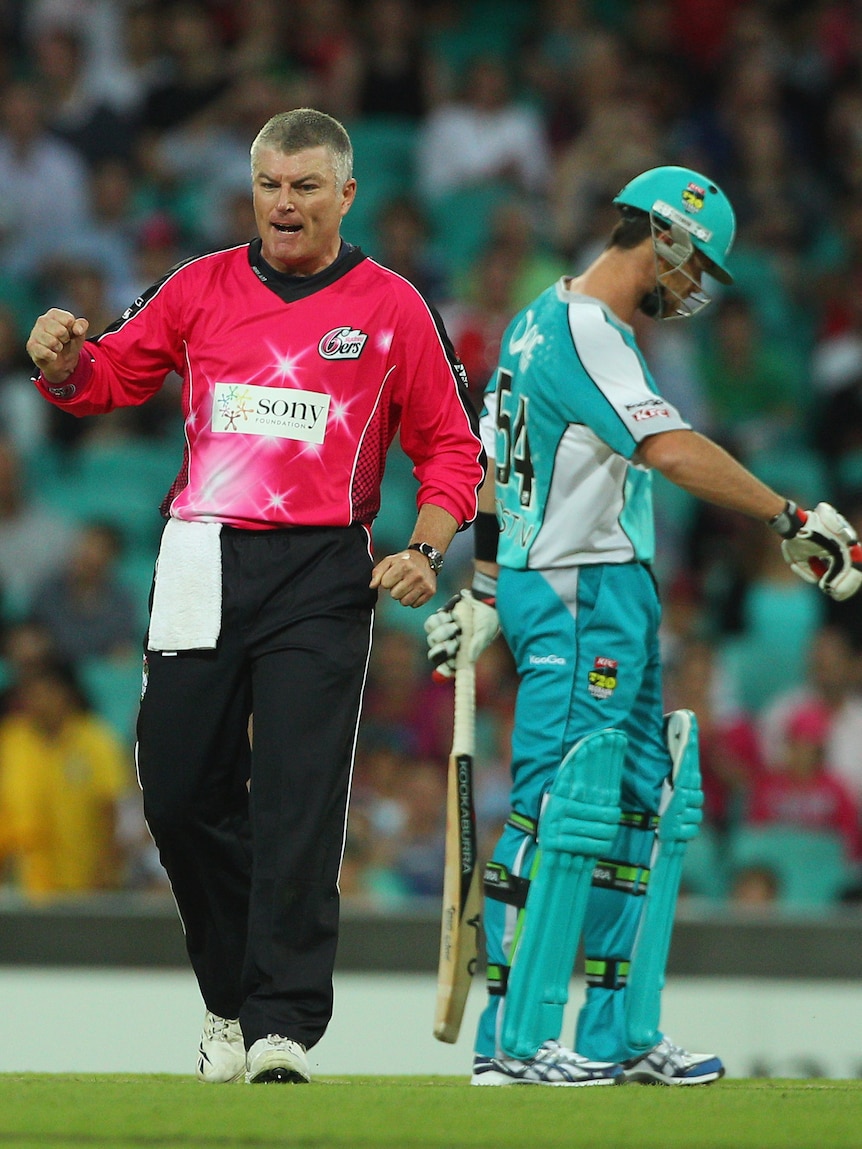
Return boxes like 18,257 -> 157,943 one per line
620,1036 -> 724,1085
471,1039 -> 624,1086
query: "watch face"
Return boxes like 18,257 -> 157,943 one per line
411,543 -> 443,572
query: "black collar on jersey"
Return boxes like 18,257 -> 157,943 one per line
248,238 -> 366,302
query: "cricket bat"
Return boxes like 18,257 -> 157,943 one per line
433,601 -> 482,1043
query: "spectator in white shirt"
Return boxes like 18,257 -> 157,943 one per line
417,55 -> 551,203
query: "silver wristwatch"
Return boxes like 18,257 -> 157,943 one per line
407,542 -> 444,574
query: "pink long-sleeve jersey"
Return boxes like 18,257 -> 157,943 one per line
36,243 -> 485,532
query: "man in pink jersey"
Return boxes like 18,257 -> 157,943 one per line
26,108 -> 485,1084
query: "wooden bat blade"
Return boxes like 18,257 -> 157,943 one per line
433,749 -> 482,1043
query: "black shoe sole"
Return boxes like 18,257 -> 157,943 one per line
249,1068 -> 308,1084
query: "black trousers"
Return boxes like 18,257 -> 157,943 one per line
137,525 -> 376,1050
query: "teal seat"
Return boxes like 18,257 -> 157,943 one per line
80,654 -> 143,746
117,548 -> 156,633
39,475 -> 164,552
372,447 -> 419,557
681,824 -> 729,901
837,449 -> 862,492
718,580 -> 824,712
749,447 -> 830,509
728,826 -> 851,908
427,185 -> 517,277
39,438 -> 177,552
75,438 -> 179,492
426,0 -> 532,72
340,118 -> 419,256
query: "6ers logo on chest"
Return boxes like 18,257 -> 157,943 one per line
319,326 -> 368,360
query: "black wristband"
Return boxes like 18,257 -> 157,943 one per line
474,511 -> 500,562
769,500 -> 805,539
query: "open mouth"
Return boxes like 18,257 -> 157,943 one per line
273,223 -> 302,233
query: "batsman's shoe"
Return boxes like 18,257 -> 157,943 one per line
620,1036 -> 724,1085
246,1035 -> 310,1084
196,1012 -> 245,1083
471,1039 -> 624,1086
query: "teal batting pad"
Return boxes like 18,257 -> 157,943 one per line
501,728 -> 626,1060
625,709 -> 704,1052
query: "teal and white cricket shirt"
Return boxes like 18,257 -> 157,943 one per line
481,279 -> 690,571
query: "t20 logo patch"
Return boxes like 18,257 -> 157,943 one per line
318,326 -> 368,359
588,656 -> 619,700
682,182 -> 706,213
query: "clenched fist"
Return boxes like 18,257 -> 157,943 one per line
26,308 -> 89,384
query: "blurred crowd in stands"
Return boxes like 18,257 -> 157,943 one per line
2,0 -> 862,912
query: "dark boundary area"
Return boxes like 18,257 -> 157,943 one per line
2,897 -> 862,978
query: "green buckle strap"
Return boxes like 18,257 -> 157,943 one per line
591,858 -> 650,896
585,957 -> 630,990
484,861 -> 530,909
506,810 -> 538,838
487,962 -> 509,997
620,810 -> 660,831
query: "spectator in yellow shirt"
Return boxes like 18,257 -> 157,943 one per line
0,662 -> 130,899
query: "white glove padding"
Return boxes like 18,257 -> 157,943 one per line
781,502 -> 862,601
424,589 -> 501,678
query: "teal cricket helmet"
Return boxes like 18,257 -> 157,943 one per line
613,166 -> 736,284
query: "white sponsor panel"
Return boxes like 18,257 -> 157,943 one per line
211,382 -> 330,443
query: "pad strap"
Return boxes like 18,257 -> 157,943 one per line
584,958 -> 630,990
484,861 -> 530,909
487,962 -> 509,996
620,811 -> 660,831
506,810 -> 538,837
591,858 -> 650,896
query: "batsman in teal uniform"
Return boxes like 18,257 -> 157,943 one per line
426,166 -> 862,1086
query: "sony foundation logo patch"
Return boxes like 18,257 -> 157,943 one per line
211,383 -> 329,443
318,326 -> 368,360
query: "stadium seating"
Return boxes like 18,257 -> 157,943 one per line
427,184 -> 518,278
37,437 -> 178,553
718,579 -> 825,713
727,826 -> 852,908
340,118 -> 419,257
681,823 -> 730,902
79,653 -> 143,746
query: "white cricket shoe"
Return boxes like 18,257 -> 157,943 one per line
246,1035 -> 310,1084
620,1035 -> 725,1085
195,1012 -> 245,1083
471,1039 -> 624,1086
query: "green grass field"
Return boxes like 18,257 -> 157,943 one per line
2,1076 -> 862,1149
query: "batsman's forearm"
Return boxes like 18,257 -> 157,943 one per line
638,430 -> 786,521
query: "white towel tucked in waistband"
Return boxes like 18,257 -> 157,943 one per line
147,518 -> 223,651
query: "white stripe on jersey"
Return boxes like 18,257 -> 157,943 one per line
529,425 -> 635,567
564,292 -> 690,448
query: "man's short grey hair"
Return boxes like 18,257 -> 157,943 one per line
250,108 -> 353,188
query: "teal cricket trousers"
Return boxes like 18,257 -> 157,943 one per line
476,562 -> 674,1062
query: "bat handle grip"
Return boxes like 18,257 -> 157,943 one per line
452,598 -> 475,757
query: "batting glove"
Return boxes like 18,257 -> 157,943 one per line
772,501 -> 862,601
424,573 -> 501,678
